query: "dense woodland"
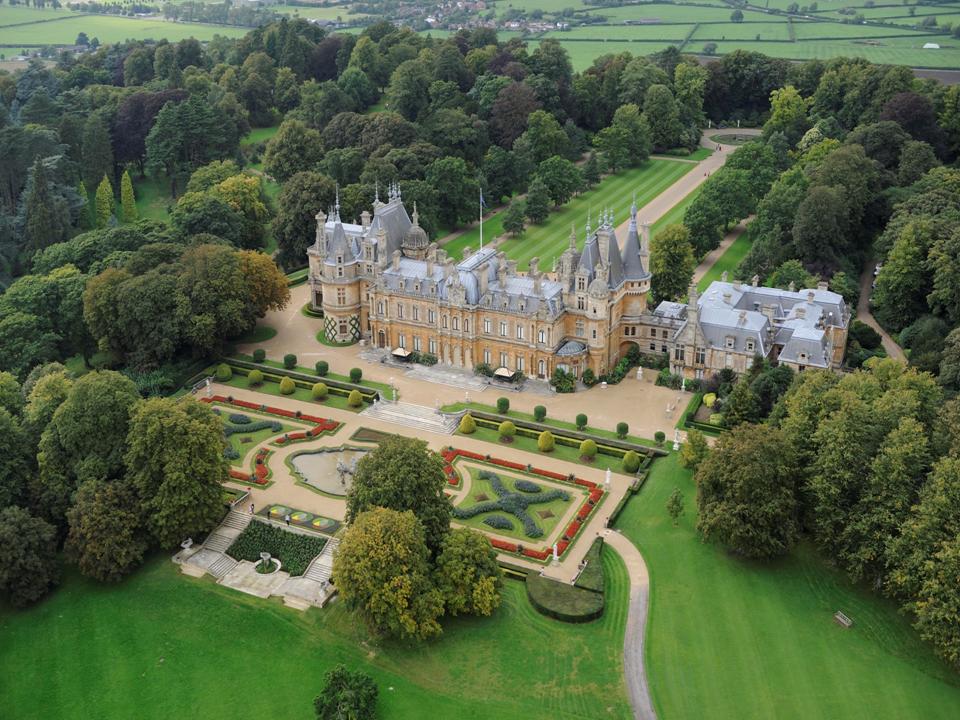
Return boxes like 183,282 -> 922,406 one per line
2,19 -> 960,668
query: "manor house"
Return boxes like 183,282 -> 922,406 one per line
306,185 -> 849,382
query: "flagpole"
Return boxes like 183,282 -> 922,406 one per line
479,187 -> 484,251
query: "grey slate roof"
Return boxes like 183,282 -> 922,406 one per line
621,214 -> 650,282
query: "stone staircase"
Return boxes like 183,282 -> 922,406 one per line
202,510 -> 251,552
208,554 -> 238,579
302,537 -> 339,583
360,401 -> 460,435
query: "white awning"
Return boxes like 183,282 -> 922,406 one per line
392,347 -> 411,358
494,367 -> 515,378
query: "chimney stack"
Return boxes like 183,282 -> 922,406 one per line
478,262 -> 489,296
796,306 -> 806,319
597,226 -> 610,265
463,247 -> 472,261
721,270 -> 728,282
392,249 -> 401,271
530,257 -> 541,294
360,209 -> 371,229
722,291 -> 732,305
752,274 -> 759,288
817,281 -> 828,291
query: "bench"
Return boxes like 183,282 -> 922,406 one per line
834,611 -> 854,628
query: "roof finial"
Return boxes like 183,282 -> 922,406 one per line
586,206 -> 592,235
334,183 -> 341,221
374,177 -> 380,205
631,191 -> 637,217
412,201 -> 419,225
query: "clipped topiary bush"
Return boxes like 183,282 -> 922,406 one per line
311,382 -> 328,400
622,450 -> 641,473
576,413 -> 588,430
215,363 -> 232,381
579,438 -> 597,460
483,515 -> 514,531
703,392 -> 717,408
315,360 -> 329,376
538,430 -> 555,452
279,377 -> 295,395
229,413 -> 251,424
283,353 -> 297,369
499,420 -> 516,442
655,430 -> 666,446
459,413 -> 477,434
252,348 -> 266,363
534,405 -> 547,422
347,389 -> 363,407
349,367 -> 362,383
616,421 -> 629,439
247,369 -> 264,386
514,479 -> 542,493
708,413 -> 724,426
497,397 -> 510,414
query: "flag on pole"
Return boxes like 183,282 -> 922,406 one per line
479,186 -> 486,250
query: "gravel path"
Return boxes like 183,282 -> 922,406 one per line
857,258 -> 905,360
604,530 -> 657,720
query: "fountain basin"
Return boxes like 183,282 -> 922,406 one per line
289,446 -> 369,497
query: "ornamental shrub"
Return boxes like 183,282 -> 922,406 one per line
499,420 -> 516,441
496,397 -> 510,413
229,413 -> 251,424
483,515 -> 514,530
579,438 -> 597,460
709,413 -> 724,426
655,430 -> 666,446
247,369 -> 264,386
538,430 -> 555,452
215,363 -> 232,381
534,405 -> 547,421
283,353 -> 297,369
576,413 -> 588,430
514,479 -> 541,493
616,421 -> 629,439
279,377 -> 295,395
315,360 -> 329,376
253,348 -> 266,363
459,413 -> 476,434
349,367 -> 362,383
347,389 -> 363,407
311,382 -> 328,400
703,393 -> 717,408
623,450 -> 641,473
581,368 -> 597,386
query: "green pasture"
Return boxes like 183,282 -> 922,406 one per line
790,20 -> 934,38
0,14 -> 249,45
0,550 -> 632,720
0,6 -> 73,25
582,4 -> 788,23
694,36 -> 960,66
544,24 -> 694,40
273,3 -> 356,20
454,467 -> 579,541
133,174 -> 174,222
497,159 -> 694,270
692,20 -> 795,40
615,452 -> 960,720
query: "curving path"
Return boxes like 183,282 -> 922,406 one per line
604,529 -> 657,720
857,258 -> 905,361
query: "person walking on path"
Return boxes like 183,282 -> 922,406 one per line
249,502 -> 255,514
284,513 -> 291,526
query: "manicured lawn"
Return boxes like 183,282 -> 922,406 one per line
454,467 -> 580,541
497,160 -> 694,271
0,551 -> 631,720
650,185 -> 702,240
231,354 -> 393,396
614,453 -> 960,720
460,425 -> 637,475
216,404 -> 298,467
240,125 -> 281,147
0,13 -> 250,44
684,147 -> 714,162
697,229 -> 753,291
233,324 -> 277,344
133,174 -> 175,223
442,400 -> 658,448
220,372 -> 362,414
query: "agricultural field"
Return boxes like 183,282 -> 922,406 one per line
272,3 -> 358,21
615,453 -> 960,720
0,5 -> 73,25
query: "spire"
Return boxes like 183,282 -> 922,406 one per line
374,178 -> 380,205
333,183 -> 341,222
631,191 -> 637,218
412,201 -> 419,226
586,206 -> 591,236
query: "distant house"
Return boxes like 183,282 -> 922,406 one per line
923,42 -> 941,49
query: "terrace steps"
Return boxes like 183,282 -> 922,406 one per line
208,555 -> 238,579
303,537 -> 338,583
360,400 -> 460,435
202,510 -> 251,553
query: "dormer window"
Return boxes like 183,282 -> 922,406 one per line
745,339 -> 755,352
725,336 -> 735,349
577,277 -> 585,291
336,255 -> 343,264
799,352 -> 807,362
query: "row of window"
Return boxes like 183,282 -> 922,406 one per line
376,302 -> 556,344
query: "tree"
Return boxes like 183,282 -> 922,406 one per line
515,110 -> 568,165
583,152 -> 601,186
426,156 -> 479,229
872,220 -> 933,330
764,85 -> 809,145
119,169 -> 138,223
666,488 -> 684,526
238,250 -> 290,317
82,113 -> 113,196
536,156 -> 583,206
435,527 -> 503,616
125,398 -> 227,547
768,259 -> 815,290
95,175 -> 114,228
643,84 -> 681,150
37,371 -> 140,527
680,428 -> 708,471
386,58 -> 432,121
0,409 -> 30,508
273,171 -> 337,268
792,185 -> 846,271
263,119 -> 325,183
459,413 -> 476,433
538,430 -> 555,452
502,200 -> 526,238
0,312 -> 60,381
524,176 -> 550,225
911,536 -> 960,667
170,191 -> 242,243
731,9 -> 744,21
0,506 -> 59,607
210,174 -> 269,249
23,158 -> 69,255
897,140 -> 939,186
489,81 -> 540,148
346,435 -> 451,556
649,224 -> 695,304
696,424 -> 798,559
314,665 -> 378,720
66,480 -> 148,582
723,379 -> 761,427
333,508 -> 444,640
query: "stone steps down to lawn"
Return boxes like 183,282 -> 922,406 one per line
360,400 -> 461,435
303,538 -> 339,584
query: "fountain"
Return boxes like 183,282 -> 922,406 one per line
290,446 -> 369,496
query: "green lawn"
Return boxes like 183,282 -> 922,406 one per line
454,467 -> 579,541
650,185 -> 702,241
615,453 -> 960,720
240,125 -> 281,147
0,550 -> 631,720
132,174 -> 174,223
231,354 -> 393,396
697,228 -> 753,291
217,405 -> 298,467
0,14 -> 250,45
233,325 -> 277,344
491,160 -> 694,271
220,372 -> 363,413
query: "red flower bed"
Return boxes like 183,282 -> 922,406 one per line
577,505 -> 593,522
490,538 -> 519,553
589,488 -> 604,503
565,520 -> 582,538
556,540 -> 569,555
522,547 -> 551,561
574,478 -> 598,489
533,468 -> 568,481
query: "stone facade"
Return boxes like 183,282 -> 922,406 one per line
307,186 -> 849,381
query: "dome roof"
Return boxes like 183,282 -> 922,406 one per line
401,203 -> 428,253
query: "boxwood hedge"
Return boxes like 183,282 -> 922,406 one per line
226,520 -> 327,576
